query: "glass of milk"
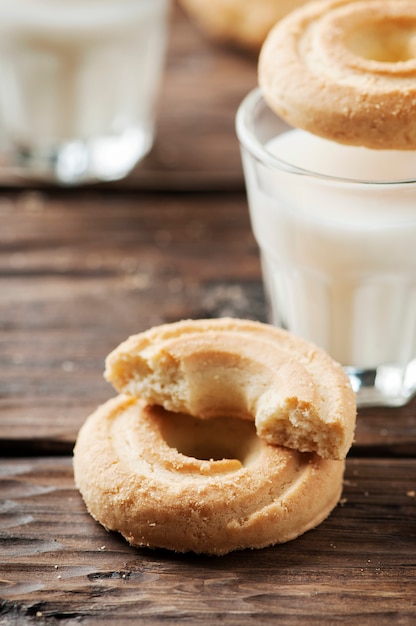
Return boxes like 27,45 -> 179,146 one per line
0,0 -> 170,184
236,88 -> 416,408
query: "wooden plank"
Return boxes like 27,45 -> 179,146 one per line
0,457 -> 415,624
0,4 -> 257,192
0,190 -> 263,450
1,190 -> 416,455
354,403 -> 416,458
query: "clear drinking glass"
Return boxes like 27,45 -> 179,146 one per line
236,88 -> 416,408
0,0 -> 170,184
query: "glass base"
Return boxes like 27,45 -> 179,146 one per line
5,125 -> 153,185
345,359 -> 416,407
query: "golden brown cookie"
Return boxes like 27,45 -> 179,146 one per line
73,394 -> 345,555
259,0 -> 416,149
179,0 -> 311,51
105,318 -> 356,460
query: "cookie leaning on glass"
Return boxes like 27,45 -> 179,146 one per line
259,0 -> 416,149
73,318 -> 356,555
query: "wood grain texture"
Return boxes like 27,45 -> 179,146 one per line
1,190 -> 415,456
0,457 -> 415,625
0,190 -> 262,451
0,3 -> 415,623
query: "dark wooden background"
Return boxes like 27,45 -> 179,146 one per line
1,4 -> 415,625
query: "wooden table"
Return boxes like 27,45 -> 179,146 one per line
1,5 -> 415,624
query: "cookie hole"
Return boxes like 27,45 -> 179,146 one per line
158,410 -> 261,465
346,22 -> 416,62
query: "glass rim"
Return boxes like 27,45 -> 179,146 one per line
236,87 -> 416,187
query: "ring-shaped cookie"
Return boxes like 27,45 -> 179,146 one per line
178,0 -> 311,51
259,0 -> 416,149
104,318 -> 356,460
73,395 -> 345,555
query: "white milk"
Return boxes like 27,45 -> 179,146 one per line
0,0 -> 169,181
244,128 -> 416,370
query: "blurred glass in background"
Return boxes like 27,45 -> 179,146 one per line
0,0 -> 170,184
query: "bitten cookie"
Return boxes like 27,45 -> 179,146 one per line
105,318 -> 356,460
74,318 -> 356,554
